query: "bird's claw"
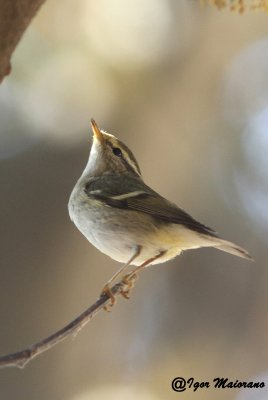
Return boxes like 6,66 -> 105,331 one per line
101,272 -> 139,310
102,284 -> 116,311
120,272 -> 138,299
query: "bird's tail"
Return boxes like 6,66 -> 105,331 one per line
213,238 -> 253,261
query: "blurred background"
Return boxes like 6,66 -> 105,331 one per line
1,0 -> 268,399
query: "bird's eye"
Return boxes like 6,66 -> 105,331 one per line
112,147 -> 122,157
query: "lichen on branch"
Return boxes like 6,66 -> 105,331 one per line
201,0 -> 268,13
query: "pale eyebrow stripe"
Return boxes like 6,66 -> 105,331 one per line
119,145 -> 141,175
106,140 -> 141,176
121,149 -> 140,175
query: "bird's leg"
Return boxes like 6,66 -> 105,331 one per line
120,250 -> 167,299
102,245 -> 142,310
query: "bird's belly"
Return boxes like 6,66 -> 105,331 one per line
69,194 -> 206,266
70,201 -> 163,264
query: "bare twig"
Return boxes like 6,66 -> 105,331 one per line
0,280 -> 130,369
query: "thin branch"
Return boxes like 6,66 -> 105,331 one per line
0,279 -> 130,369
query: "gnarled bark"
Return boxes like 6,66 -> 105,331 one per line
0,0 -> 46,83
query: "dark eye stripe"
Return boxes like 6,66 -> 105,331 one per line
107,139 -> 141,176
116,140 -> 141,175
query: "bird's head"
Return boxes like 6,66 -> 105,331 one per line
83,119 -> 142,178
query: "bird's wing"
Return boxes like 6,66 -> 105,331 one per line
85,175 -> 217,236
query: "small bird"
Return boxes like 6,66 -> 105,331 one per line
68,119 -> 252,303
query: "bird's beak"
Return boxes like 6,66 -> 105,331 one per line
91,119 -> 104,144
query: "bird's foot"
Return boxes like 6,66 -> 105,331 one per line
120,272 -> 138,299
101,272 -> 138,310
102,283 -> 116,311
